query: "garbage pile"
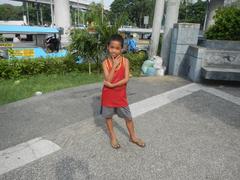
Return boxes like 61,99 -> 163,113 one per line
141,56 -> 165,76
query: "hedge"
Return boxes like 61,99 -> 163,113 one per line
124,51 -> 148,75
205,7 -> 240,41
0,52 -> 147,80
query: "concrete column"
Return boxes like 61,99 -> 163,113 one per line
161,0 -> 180,69
204,0 -> 224,31
168,23 -> 200,76
149,0 -> 165,58
54,0 -> 71,45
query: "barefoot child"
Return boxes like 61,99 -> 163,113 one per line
101,34 -> 145,149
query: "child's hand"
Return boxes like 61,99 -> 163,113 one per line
104,80 -> 115,88
112,56 -> 121,68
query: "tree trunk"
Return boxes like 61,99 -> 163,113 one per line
88,62 -> 91,74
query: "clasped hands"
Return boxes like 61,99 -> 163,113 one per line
104,80 -> 115,88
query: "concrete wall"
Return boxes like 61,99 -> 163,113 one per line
204,0 -> 224,30
185,46 -> 240,82
168,23 -> 200,76
198,40 -> 240,51
168,23 -> 240,82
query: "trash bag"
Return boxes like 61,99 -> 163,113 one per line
146,67 -> 156,76
141,60 -> 154,74
153,56 -> 163,69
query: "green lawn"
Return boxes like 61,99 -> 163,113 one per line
0,72 -> 102,106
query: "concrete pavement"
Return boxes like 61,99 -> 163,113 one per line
0,76 -> 239,180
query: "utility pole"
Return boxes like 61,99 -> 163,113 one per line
148,0 -> 165,58
50,0 -> 54,25
161,0 -> 181,68
36,1 -> 39,25
26,2 -> 29,25
40,4 -> 43,25
77,0 -> 80,25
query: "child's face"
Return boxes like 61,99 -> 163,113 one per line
107,40 -> 122,58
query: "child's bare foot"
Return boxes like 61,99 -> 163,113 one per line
129,137 -> 145,148
111,139 -> 120,149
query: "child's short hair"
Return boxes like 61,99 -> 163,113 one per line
108,34 -> 124,48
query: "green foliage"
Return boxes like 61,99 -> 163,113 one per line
109,0 -> 132,25
205,7 -> 240,41
0,4 -> 23,21
0,35 -> 6,42
85,2 -> 105,26
110,0 -> 155,27
124,51 -> 148,75
70,3 -> 125,73
69,30 -> 99,61
0,52 -> 146,80
69,29 -> 100,74
0,3 -> 51,25
0,72 -> 102,105
179,0 -> 207,28
96,13 -> 126,50
0,57 -> 96,80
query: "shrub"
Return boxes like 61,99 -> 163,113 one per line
205,7 -> 240,40
69,29 -> 100,74
0,57 -> 96,80
0,52 -> 147,80
124,51 -> 148,75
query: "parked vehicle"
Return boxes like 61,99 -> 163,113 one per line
0,25 -> 67,59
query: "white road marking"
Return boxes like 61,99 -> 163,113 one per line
130,83 -> 201,117
1,83 -> 239,176
200,85 -> 240,106
130,83 -> 240,118
0,137 -> 60,175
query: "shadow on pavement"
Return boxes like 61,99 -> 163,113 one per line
91,95 -> 129,139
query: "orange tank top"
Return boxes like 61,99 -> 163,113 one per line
101,56 -> 128,107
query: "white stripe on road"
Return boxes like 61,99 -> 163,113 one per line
200,85 -> 240,106
130,83 -> 201,117
1,83 -> 239,176
130,83 -> 240,118
0,137 -> 60,175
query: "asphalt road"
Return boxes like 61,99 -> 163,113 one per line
0,76 -> 239,180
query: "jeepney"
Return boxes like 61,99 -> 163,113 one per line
0,25 -> 67,59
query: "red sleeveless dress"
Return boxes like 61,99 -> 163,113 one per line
101,57 -> 129,107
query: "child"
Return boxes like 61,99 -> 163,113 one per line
101,34 -> 145,149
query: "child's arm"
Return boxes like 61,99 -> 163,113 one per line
112,58 -> 130,87
102,61 -> 115,83
102,56 -> 121,83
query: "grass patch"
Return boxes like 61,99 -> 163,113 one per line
0,72 -> 102,106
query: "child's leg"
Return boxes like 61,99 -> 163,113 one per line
116,107 -> 138,139
125,118 -> 137,139
117,107 -> 145,147
105,118 -> 118,143
125,118 -> 145,147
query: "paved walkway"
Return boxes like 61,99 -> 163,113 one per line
0,76 -> 239,180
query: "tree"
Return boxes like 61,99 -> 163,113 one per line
85,2 -> 105,27
110,0 -> 155,27
205,7 -> 240,40
0,4 -> 23,21
69,2 -> 125,73
69,30 -> 99,74
0,3 -> 52,25
178,0 -> 207,28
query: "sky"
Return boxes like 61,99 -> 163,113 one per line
0,0 -> 114,8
